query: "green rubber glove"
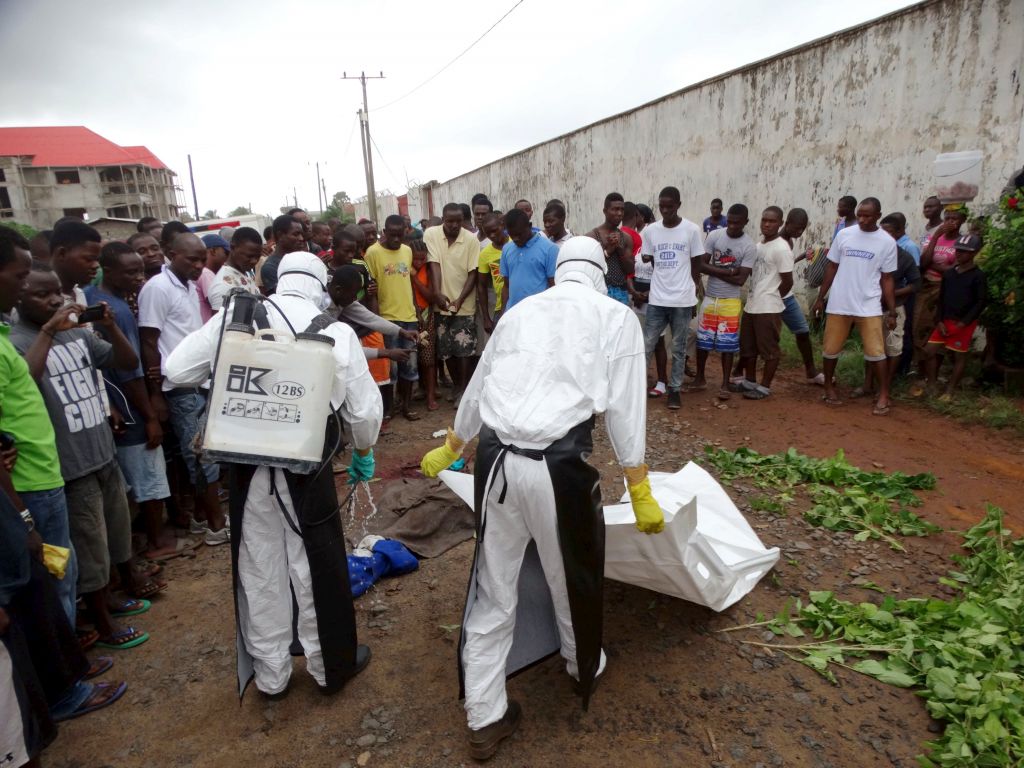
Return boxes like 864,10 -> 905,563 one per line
625,466 -> 664,535
420,429 -> 465,478
347,449 -> 375,484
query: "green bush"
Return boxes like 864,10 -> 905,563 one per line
979,190 -> 1024,367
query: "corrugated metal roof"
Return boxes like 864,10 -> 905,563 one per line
0,126 -> 169,170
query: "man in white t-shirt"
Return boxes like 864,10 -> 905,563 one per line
138,233 -> 228,544
639,186 -> 705,410
737,207 -> 794,400
812,197 -> 898,415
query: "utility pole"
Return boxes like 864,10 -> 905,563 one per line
321,178 -> 329,216
315,161 -> 323,214
342,71 -> 385,223
187,153 -> 199,220
293,187 -> 298,209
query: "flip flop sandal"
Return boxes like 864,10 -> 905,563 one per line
402,409 -> 421,421
126,578 -> 167,600
821,395 -> 844,406
77,628 -> 100,651
872,405 -> 891,416
683,383 -> 708,392
111,598 -> 151,618
96,627 -> 149,650
56,680 -> 128,721
717,389 -> 732,401
84,656 -> 114,681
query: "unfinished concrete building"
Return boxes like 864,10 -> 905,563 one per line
0,126 -> 183,230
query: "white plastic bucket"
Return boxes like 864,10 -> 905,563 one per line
934,150 -> 983,203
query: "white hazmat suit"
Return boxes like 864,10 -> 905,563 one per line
165,253 -> 382,696
438,237 -> 649,729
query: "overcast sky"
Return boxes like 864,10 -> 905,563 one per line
2,0 -> 913,219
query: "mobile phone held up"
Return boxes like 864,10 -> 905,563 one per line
77,304 -> 105,324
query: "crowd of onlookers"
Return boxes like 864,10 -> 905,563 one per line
0,181 -> 992,765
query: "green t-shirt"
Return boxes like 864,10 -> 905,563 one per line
478,243 -> 505,312
0,325 -> 63,492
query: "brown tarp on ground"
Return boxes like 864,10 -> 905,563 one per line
358,476 -> 476,558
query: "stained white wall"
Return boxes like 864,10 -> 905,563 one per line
431,0 -> 1024,252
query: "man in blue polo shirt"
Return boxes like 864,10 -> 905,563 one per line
499,208 -> 558,311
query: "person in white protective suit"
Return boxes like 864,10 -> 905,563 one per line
164,252 -> 383,698
420,236 -> 665,761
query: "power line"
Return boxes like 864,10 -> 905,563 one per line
367,133 -> 400,190
375,0 -> 526,112
341,114 -> 359,164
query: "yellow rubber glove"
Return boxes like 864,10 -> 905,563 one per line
420,428 -> 465,478
624,465 -> 664,535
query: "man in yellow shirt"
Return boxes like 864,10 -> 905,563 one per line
476,213 -> 508,334
425,204 -> 480,407
365,215 -> 420,420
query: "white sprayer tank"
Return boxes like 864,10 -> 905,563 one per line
203,323 -> 337,474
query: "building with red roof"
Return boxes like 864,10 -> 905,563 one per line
0,126 -> 183,230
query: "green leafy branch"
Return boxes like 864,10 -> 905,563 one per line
703,446 -> 940,548
723,507 -> 1024,767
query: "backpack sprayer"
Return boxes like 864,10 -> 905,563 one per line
201,292 -> 338,475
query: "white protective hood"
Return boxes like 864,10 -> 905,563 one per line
276,252 -> 330,307
554,236 -> 607,295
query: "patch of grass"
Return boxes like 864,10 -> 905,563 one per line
778,321 -> 1024,434
892,379 -> 1024,435
779,324 -> 863,388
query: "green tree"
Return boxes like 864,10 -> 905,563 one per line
229,205 -> 252,216
202,209 -> 219,220
180,211 -> 195,223
1,221 -> 38,240
320,191 -> 354,224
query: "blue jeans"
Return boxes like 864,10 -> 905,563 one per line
20,487 -> 77,626
166,389 -> 219,487
644,305 -> 694,392
781,294 -> 810,335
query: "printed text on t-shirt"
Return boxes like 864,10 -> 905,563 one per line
655,241 -> 688,268
45,339 -> 107,432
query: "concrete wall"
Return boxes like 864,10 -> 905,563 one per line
432,0 -> 1024,255
353,192 -> 400,224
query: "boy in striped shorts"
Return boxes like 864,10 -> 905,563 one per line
694,204 -> 757,400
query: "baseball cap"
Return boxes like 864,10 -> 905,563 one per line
954,234 -> 982,252
201,233 -> 231,250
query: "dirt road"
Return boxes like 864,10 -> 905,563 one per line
48,367 -> 1024,768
